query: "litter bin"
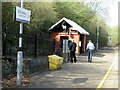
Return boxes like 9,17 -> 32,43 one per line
48,55 -> 63,70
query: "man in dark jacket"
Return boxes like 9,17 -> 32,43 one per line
69,39 -> 77,63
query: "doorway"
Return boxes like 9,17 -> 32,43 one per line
80,35 -> 84,53
60,36 -> 68,48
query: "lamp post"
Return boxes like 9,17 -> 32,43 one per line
17,0 -> 24,86
96,17 -> 99,51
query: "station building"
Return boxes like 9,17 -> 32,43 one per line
49,17 -> 89,55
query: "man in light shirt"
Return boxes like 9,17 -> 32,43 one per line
86,40 -> 95,63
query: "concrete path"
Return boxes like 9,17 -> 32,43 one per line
102,47 -> 118,88
26,46 -> 118,89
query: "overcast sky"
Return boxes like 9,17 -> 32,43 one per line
103,0 -> 119,27
84,0 -> 119,27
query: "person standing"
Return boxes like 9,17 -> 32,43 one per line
86,40 -> 95,63
69,39 -> 77,63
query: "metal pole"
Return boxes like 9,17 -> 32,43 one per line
96,17 -> 99,51
17,0 -> 24,86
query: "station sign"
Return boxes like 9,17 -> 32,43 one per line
108,37 -> 112,44
16,6 -> 31,23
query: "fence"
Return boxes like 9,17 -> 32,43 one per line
2,31 -> 54,79
50,39 -> 63,57
2,32 -> 53,58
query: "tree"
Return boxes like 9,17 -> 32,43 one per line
24,2 -> 58,35
2,1 -> 110,47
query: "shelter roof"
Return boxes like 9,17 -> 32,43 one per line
49,17 -> 89,35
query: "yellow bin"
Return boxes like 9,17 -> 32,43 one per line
48,55 -> 63,70
49,63 -> 62,70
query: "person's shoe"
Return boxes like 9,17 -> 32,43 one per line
70,61 -> 73,63
74,60 -> 77,63
90,61 -> 92,63
88,59 -> 90,62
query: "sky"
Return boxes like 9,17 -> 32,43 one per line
103,0 -> 119,27
84,0 -> 119,27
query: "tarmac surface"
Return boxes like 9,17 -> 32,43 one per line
26,46 -> 118,89
102,47 -> 118,88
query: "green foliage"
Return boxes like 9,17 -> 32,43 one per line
54,2 -> 109,47
2,2 -> 19,33
24,2 -> 58,35
96,19 -> 109,47
2,1 -> 110,47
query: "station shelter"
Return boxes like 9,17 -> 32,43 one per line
49,17 -> 89,55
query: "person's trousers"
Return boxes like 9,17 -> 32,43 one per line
88,50 -> 92,61
70,51 -> 76,62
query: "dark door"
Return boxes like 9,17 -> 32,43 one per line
60,36 -> 68,48
80,35 -> 84,53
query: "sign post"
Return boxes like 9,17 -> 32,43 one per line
108,37 -> 112,45
17,0 -> 24,86
96,18 -> 99,51
16,0 -> 31,86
